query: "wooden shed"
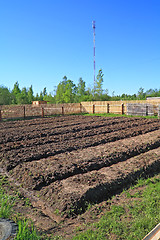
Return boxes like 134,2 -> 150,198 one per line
32,101 -> 48,106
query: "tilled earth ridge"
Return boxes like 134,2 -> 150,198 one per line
0,115 -> 160,236
1,118 -> 160,171
1,118 -> 157,149
0,115 -> 157,141
0,115 -> 122,135
10,129 -> 160,191
39,146 -> 160,216
0,115 -> 148,130
0,116 -> 152,144
9,131 -> 160,217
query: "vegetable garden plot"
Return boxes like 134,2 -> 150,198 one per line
9,129 -> 160,191
0,115 -> 160,229
1,118 -> 160,171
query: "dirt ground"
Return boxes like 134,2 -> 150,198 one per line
0,115 -> 160,238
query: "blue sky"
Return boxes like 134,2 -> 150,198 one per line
0,0 -> 160,96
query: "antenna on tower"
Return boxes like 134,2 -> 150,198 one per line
92,20 -> 96,94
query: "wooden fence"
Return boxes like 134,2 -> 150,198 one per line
126,103 -> 159,116
80,102 -> 125,114
81,100 -> 160,116
0,103 -> 81,120
0,100 -> 160,121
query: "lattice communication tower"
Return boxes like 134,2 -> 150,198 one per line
92,20 -> 96,93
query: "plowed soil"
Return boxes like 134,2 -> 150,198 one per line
0,115 -> 160,238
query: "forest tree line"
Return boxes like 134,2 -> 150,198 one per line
0,69 -> 160,105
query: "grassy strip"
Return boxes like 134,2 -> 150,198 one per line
83,112 -> 159,119
0,174 -> 160,239
72,176 -> 160,240
0,176 -> 42,240
15,220 -> 41,240
0,176 -> 16,218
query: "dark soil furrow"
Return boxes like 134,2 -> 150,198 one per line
0,115 -> 159,144
0,115 -> 160,227
0,115 -> 134,131
0,114 -> 91,129
9,130 -> 160,191
2,118 -> 157,152
38,147 -> 160,217
0,115 -> 97,133
0,116 -> 147,144
0,115 -> 114,133
1,123 -> 159,171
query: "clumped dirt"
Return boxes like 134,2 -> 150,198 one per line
0,115 -> 160,238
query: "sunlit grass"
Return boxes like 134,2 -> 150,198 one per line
0,172 -> 159,239
0,175 -> 42,240
72,176 -> 160,240
15,219 -> 41,240
84,112 -> 158,119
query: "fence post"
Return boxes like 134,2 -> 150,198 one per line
24,106 -> 26,119
121,103 -> 124,115
107,103 -> 109,114
41,107 -> 44,118
0,110 -> 2,121
146,105 -> 148,116
92,104 -> 95,114
62,106 -> 64,115
80,103 -> 82,113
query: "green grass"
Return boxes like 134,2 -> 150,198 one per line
0,176 -> 15,218
72,176 -> 160,240
83,112 -> 158,119
0,175 -> 42,240
0,191 -> 15,218
0,173 -> 160,239
15,219 -> 41,240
